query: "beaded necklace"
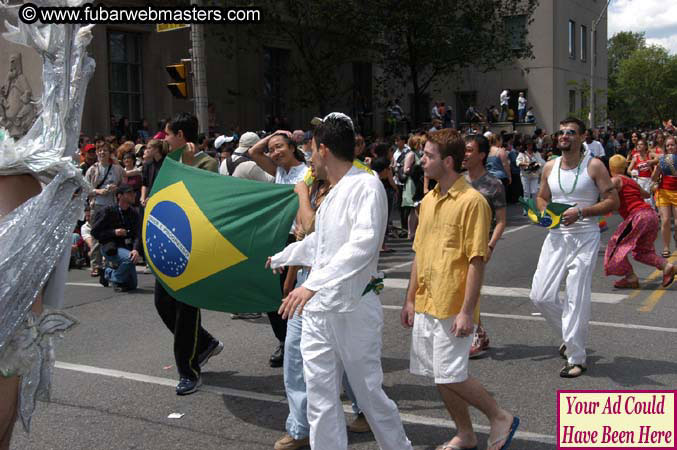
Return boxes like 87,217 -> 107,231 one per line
558,153 -> 584,195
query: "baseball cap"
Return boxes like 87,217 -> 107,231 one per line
234,132 -> 261,154
214,134 -> 235,150
134,143 -> 146,155
83,144 -> 96,153
117,184 -> 134,194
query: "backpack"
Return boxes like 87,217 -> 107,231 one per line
411,158 -> 425,201
395,149 -> 410,184
225,153 -> 252,176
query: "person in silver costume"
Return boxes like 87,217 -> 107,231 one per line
0,1 -> 95,446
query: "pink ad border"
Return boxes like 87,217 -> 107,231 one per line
556,390 -> 677,450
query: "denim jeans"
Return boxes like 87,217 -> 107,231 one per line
284,269 -> 361,439
104,247 -> 137,289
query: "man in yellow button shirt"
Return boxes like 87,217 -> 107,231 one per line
401,129 -> 519,450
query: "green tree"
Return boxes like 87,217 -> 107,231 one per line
616,46 -> 677,126
371,0 -> 538,126
607,31 -> 646,126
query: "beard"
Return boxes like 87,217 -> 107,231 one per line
557,140 -> 572,151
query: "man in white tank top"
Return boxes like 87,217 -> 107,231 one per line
529,117 -> 619,378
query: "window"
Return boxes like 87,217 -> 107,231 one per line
504,15 -> 528,51
568,20 -> 576,59
593,30 -> 598,66
569,90 -> 576,114
581,25 -> 587,61
108,32 -> 143,135
581,90 -> 588,113
263,47 -> 289,126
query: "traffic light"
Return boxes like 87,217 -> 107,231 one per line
166,63 -> 187,98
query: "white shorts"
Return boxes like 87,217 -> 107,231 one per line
409,312 -> 474,384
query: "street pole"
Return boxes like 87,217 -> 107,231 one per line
590,0 -> 612,129
190,0 -> 209,136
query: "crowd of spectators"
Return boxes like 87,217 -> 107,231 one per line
69,113 -> 677,288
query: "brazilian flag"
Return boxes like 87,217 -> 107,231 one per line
142,153 -> 299,313
519,197 -> 573,229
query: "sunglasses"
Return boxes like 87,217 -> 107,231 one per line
556,129 -> 577,136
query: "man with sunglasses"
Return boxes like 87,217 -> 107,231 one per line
529,117 -> 619,378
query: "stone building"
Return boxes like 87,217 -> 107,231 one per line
0,0 -> 607,142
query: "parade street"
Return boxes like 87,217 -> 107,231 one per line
12,205 -> 677,450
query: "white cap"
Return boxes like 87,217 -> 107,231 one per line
215,135 -> 234,150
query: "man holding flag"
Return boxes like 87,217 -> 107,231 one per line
529,117 -> 618,378
267,113 -> 412,450
153,112 -> 223,395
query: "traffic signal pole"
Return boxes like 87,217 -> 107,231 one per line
190,0 -> 209,136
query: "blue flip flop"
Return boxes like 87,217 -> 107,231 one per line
489,416 -> 520,450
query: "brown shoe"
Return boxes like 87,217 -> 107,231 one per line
274,433 -> 309,450
347,413 -> 371,433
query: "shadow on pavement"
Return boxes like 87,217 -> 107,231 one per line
489,344 -> 597,363
587,355 -> 677,387
202,371 -> 285,396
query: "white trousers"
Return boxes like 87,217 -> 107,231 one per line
301,294 -> 412,450
529,231 -> 600,365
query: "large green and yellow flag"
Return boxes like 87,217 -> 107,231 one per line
142,153 -> 299,313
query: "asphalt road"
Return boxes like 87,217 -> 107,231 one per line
12,204 -> 677,450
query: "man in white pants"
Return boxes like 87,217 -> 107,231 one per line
530,117 -> 619,378
267,113 -> 412,450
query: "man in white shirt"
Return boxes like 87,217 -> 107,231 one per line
267,113 -> 412,450
517,92 -> 527,123
582,129 -> 605,159
499,89 -> 509,121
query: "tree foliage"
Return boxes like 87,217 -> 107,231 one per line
370,0 -> 538,125
616,46 -> 677,126
607,31 -> 647,127
211,0 -> 538,126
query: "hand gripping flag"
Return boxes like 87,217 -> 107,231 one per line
143,154 -> 298,313
519,197 -> 573,229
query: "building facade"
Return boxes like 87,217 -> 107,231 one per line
433,0 -> 609,133
0,0 -> 607,142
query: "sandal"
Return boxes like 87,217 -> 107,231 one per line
662,250 -> 671,258
488,416 -> 520,450
662,266 -> 675,288
560,363 -> 587,378
613,278 -> 639,289
90,268 -> 100,277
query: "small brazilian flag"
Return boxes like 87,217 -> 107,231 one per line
519,197 -> 573,229
143,153 -> 298,313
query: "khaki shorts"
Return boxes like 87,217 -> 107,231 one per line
409,312 -> 474,384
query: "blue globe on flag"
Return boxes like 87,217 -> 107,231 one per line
146,201 -> 192,277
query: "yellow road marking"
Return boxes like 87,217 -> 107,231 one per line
637,255 -> 677,312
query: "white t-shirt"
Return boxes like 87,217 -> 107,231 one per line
518,96 -> 527,110
500,91 -> 509,106
583,140 -> 605,158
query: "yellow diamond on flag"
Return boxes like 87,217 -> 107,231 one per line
142,181 -> 247,291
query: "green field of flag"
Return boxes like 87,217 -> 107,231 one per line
142,152 -> 299,312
